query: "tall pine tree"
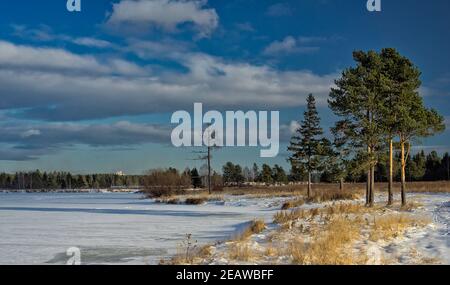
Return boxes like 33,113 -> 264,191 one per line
329,51 -> 387,207
288,94 -> 329,197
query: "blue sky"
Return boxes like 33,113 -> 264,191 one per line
0,0 -> 449,174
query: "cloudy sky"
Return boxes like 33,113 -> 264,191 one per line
0,0 -> 449,174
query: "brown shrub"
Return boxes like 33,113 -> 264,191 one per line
281,198 -> 305,210
185,197 -> 207,205
143,168 -> 190,198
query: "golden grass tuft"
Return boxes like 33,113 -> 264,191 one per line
305,189 -> 360,203
273,209 -> 308,224
227,243 -> 254,261
400,201 -> 423,212
281,198 -> 305,210
235,219 -> 266,241
369,214 -> 429,241
325,203 -> 367,215
289,216 -> 363,265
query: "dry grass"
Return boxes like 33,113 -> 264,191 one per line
227,243 -> 254,261
273,209 -> 308,224
369,214 -> 429,241
305,189 -> 360,203
281,198 -> 305,210
324,203 -> 367,215
163,242 -> 216,265
275,202 -> 376,225
270,201 -> 431,265
289,216 -> 364,265
185,197 -> 207,205
235,219 -> 266,240
226,181 -> 450,196
154,181 -> 450,204
400,201 -> 423,212
156,193 -> 224,205
264,244 -> 279,257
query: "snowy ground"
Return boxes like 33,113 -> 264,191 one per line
0,192 -> 285,265
384,193 -> 450,264
195,193 -> 450,265
0,192 -> 448,265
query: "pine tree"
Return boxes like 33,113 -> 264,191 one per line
252,163 -> 260,182
329,51 -> 387,207
288,94 -> 329,197
190,168 -> 202,188
395,91 -> 444,205
260,164 -> 273,184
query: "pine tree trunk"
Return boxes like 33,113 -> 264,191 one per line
366,146 -> 371,206
388,139 -> 394,206
369,164 -> 375,207
366,170 -> 370,206
307,171 -> 312,198
339,178 -> 344,191
401,141 -> 407,206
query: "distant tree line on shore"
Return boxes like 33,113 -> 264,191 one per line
2,150 -> 449,191
0,171 -> 143,190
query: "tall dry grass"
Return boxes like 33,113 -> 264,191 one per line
235,219 -> 266,241
369,214 -> 430,241
289,216 -> 364,265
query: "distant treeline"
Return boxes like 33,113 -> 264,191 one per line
1,150 -> 449,190
221,151 -> 450,185
371,151 -> 450,183
0,171 -> 144,190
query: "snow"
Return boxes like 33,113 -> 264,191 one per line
0,192 -> 448,265
198,193 -> 450,265
377,193 -> 450,264
0,192 -> 283,265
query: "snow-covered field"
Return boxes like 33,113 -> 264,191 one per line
0,192 -> 284,265
0,192 -> 448,265
200,193 -> 450,265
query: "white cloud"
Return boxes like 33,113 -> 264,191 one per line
20,129 -> 41,138
1,121 -> 170,147
263,36 -> 319,56
0,40 -> 336,121
235,22 -> 255,33
0,40 -> 147,76
289,120 -> 301,134
11,25 -> 114,49
266,3 -> 292,17
71,37 -> 113,48
106,0 -> 219,37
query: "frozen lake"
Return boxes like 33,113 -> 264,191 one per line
0,192 -> 282,265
